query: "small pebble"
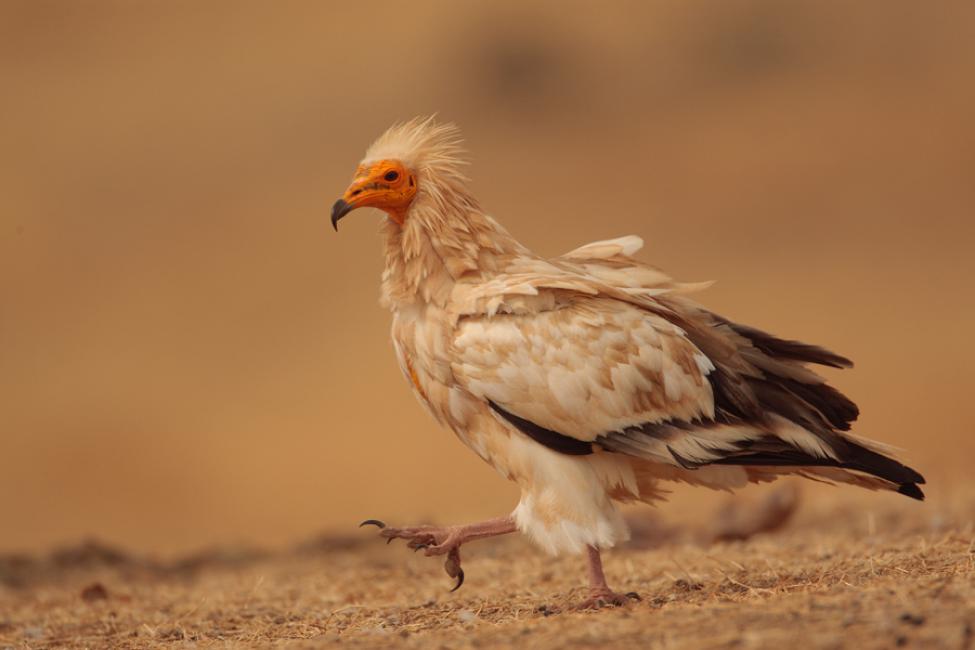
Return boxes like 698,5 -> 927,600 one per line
81,583 -> 109,602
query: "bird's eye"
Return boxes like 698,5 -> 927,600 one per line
384,170 -> 400,182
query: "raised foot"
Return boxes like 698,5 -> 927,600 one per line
359,519 -> 462,555
359,519 -> 465,591
574,589 -> 642,611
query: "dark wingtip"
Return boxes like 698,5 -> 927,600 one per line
898,465 -> 926,485
824,354 -> 855,370
897,483 -> 925,501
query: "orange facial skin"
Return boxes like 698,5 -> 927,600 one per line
331,159 -> 417,230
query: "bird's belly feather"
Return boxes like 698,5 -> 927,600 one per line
391,306 -> 641,555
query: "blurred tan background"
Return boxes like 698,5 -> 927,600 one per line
1,1 -> 973,555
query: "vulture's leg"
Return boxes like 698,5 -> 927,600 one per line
359,515 -> 517,591
576,545 -> 641,609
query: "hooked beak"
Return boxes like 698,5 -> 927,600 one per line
331,199 -> 353,231
330,174 -> 373,231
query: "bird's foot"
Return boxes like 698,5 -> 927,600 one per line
359,519 -> 467,591
359,519 -> 465,555
359,516 -> 516,592
574,588 -> 641,611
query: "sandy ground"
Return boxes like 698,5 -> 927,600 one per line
2,489 -> 972,650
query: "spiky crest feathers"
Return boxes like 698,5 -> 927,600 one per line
363,116 -> 470,196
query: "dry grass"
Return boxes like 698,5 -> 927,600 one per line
2,491 -> 972,649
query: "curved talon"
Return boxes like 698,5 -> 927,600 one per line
625,592 -> 642,601
359,519 -> 386,529
445,547 -> 464,592
413,543 -> 428,552
449,568 -> 465,592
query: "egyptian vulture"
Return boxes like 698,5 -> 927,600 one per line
329,117 -> 924,608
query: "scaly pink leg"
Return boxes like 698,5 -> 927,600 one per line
360,516 -> 517,591
576,545 -> 641,609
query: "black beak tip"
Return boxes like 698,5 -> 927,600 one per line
331,199 -> 352,231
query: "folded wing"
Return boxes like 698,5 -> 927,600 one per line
450,263 -> 925,500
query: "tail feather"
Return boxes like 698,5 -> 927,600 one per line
714,438 -> 926,500
600,418 -> 926,501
